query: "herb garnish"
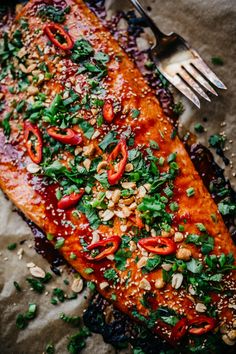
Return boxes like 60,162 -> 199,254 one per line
103,268 -> 119,283
13,281 -> 21,291
37,5 -> 71,23
26,278 -> 45,293
211,56 -> 224,66
7,242 -> 17,250
60,312 -> 81,327
45,343 -> 55,354
67,327 -> 91,354
186,234 -> 214,254
16,303 -> 37,330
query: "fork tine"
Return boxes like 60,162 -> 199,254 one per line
165,73 -> 201,108
184,63 -> 218,96
193,57 -> 227,90
180,68 -> 211,101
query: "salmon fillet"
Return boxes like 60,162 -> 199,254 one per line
0,0 -> 235,350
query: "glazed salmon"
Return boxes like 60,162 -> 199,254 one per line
0,0 -> 236,350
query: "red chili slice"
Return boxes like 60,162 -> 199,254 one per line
170,318 -> 188,343
107,139 -> 128,185
44,23 -> 73,50
138,237 -> 177,255
103,99 -> 115,123
84,236 -> 121,261
57,189 -> 84,210
47,127 -> 82,145
188,316 -> 216,335
24,121 -> 43,164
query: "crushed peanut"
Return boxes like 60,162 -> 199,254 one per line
176,248 -> 192,261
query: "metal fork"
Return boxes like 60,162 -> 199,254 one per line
129,0 -> 226,108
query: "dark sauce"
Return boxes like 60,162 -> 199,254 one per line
19,212 -> 66,276
29,221 -> 65,267
83,293 -> 173,353
186,143 -> 236,243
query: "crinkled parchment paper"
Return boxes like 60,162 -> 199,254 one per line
0,0 -> 236,353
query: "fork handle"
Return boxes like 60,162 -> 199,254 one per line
129,0 -> 165,40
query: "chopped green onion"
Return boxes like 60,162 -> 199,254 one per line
131,109 -> 140,118
196,223 -> 206,232
194,123 -> 204,133
7,243 -> 17,250
55,237 -> 65,249
186,187 -> 195,197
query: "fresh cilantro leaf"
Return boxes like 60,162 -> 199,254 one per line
77,200 -> 101,229
94,51 -> 110,63
99,131 -> 117,151
44,160 -> 67,178
71,39 -> 94,62
114,249 -> 132,271
186,258 -> 203,273
142,256 -> 161,274
186,234 -> 214,254
186,234 -> 201,244
94,172 -> 109,189
103,268 -> 119,283
201,236 -> 214,254
79,120 -> 94,139
156,306 -> 179,326
37,5 -> 70,23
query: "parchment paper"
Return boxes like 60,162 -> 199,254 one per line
0,0 -> 236,353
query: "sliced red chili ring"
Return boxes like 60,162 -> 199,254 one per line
170,318 -> 188,343
103,99 -> 115,123
138,237 -> 177,255
107,139 -> 128,185
44,23 -> 73,50
84,236 -> 121,261
47,127 -> 82,145
57,189 -> 84,210
188,316 -> 216,335
24,121 -> 43,164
